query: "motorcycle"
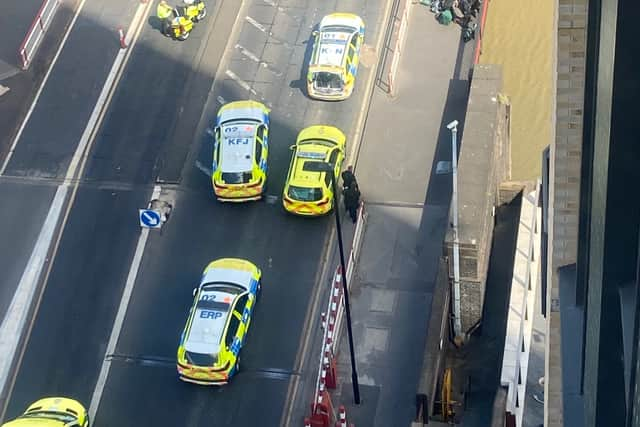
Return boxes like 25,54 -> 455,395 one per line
183,1 -> 206,22
163,12 -> 194,41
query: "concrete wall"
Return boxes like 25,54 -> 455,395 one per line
444,64 -> 511,335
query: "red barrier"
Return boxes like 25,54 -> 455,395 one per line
118,27 -> 128,49
473,0 -> 491,64
309,388 -> 334,427
305,203 -> 367,426
324,350 -> 337,389
18,0 -> 61,69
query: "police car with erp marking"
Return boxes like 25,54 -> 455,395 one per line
177,258 -> 261,385
212,100 -> 270,202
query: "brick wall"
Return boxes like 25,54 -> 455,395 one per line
545,0 -> 587,425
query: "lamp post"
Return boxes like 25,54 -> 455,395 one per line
446,120 -> 463,340
303,161 -> 361,404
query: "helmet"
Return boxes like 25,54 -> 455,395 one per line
183,0 -> 195,4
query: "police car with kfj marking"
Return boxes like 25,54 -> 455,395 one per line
177,258 -> 262,385
211,101 -> 270,202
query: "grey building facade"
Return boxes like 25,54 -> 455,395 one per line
545,0 -> 640,425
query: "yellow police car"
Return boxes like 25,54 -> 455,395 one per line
282,125 -> 346,216
307,13 -> 365,101
1,397 -> 89,426
212,101 -> 270,202
177,258 -> 261,385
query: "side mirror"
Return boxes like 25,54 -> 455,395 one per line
192,288 -> 198,296
312,30 -> 319,36
289,145 -> 296,150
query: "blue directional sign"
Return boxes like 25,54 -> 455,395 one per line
139,209 -> 162,229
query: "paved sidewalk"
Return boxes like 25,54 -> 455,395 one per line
331,4 -> 474,426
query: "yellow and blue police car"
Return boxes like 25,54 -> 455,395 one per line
1,397 -> 89,427
282,125 -> 346,216
212,101 -> 270,202
177,258 -> 261,385
307,13 -> 365,101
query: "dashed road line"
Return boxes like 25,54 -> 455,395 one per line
225,69 -> 257,95
245,15 -> 293,48
89,185 -> 162,420
245,16 -> 268,34
235,44 -> 283,77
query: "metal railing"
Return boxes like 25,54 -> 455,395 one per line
472,0 -> 490,64
387,0 -> 412,95
19,0 -> 61,70
500,181 -> 541,427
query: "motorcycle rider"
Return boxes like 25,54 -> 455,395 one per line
182,0 -> 206,22
157,0 -> 174,36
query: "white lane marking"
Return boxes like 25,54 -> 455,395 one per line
235,44 -> 283,77
65,2 -> 148,183
0,0 -> 152,413
89,185 -> 161,420
0,185 -> 68,399
217,95 -> 227,105
225,69 -> 257,95
236,43 -> 261,62
245,16 -> 268,34
0,0 -> 90,175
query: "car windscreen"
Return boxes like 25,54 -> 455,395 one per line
22,412 -> 76,423
312,71 -> 344,89
288,185 -> 323,202
185,351 -> 218,366
221,171 -> 253,184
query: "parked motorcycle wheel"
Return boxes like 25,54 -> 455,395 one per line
196,7 -> 207,21
177,31 -> 190,41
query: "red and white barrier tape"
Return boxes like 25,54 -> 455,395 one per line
309,203 -> 367,425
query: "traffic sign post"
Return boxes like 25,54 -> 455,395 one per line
139,209 -> 162,229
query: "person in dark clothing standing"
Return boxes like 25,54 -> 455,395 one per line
343,181 -> 361,223
341,165 -> 357,191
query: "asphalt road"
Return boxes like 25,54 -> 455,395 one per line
2,0 -> 388,425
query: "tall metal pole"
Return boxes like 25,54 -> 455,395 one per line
447,120 -> 463,339
331,170 -> 361,404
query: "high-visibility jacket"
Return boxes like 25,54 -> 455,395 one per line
157,2 -> 173,19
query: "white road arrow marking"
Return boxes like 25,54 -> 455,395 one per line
142,212 -> 159,226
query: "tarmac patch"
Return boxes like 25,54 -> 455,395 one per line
370,288 -> 396,313
362,326 -> 389,353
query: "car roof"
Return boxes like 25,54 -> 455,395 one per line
219,123 -> 256,173
1,420 -> 65,426
201,267 -> 254,290
291,144 -> 331,186
313,30 -> 350,68
217,101 -> 268,125
184,287 -> 237,355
